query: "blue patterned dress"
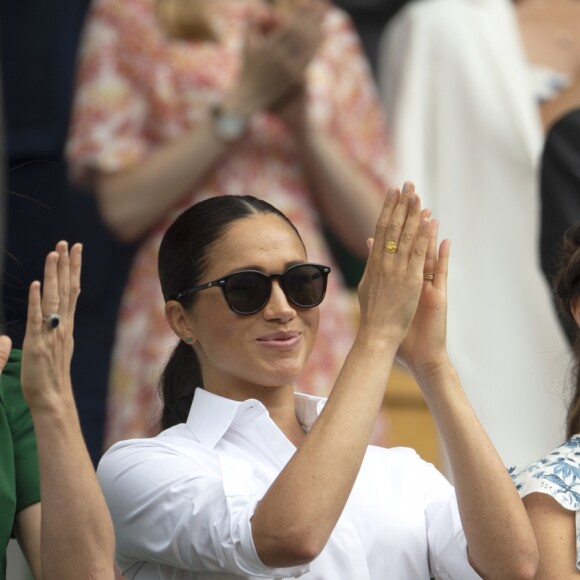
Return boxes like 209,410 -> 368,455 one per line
511,435 -> 580,570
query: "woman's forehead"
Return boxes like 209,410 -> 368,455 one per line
208,214 -> 306,270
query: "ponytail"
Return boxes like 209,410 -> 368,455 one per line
159,340 -> 203,431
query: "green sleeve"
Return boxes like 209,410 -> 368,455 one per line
3,349 -> 41,513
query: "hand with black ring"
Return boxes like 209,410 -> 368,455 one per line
21,241 -> 81,412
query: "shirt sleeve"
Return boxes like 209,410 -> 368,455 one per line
3,349 -> 41,515
97,438 -> 309,578
66,0 -> 150,179
309,7 -> 393,192
421,462 -> 483,580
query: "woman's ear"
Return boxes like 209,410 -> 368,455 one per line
165,300 -> 197,343
571,295 -> 580,330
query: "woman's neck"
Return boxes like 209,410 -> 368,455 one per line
205,380 -> 306,444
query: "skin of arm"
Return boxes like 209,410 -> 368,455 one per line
515,0 -> 580,133
522,492 -> 578,579
250,185 -> 433,566
540,77 -> 580,132
94,2 -> 327,243
13,503 -> 41,579
14,242 -> 115,579
414,362 -> 538,580
396,223 -> 539,580
288,105 -> 385,257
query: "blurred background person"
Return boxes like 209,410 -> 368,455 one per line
66,0 -> 392,450
378,0 -> 580,467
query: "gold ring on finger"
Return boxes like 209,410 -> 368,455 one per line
423,273 -> 435,281
385,240 -> 398,254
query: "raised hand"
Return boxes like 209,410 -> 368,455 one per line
357,182 -> 432,347
228,0 -> 326,115
21,242 -> 82,410
0,335 -> 12,376
396,217 -> 450,378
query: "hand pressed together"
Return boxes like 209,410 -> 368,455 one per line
227,0 -> 326,115
396,185 -> 451,378
356,182 -> 432,349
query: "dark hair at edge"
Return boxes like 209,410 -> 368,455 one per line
157,195 -> 304,431
553,221 -> 580,439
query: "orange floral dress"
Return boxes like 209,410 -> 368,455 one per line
67,0 -> 391,450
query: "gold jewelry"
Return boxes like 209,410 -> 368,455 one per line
423,273 -> 435,281
385,241 -> 398,254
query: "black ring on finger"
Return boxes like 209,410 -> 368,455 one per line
42,313 -> 60,330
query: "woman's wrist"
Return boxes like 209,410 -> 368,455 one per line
222,85 -> 261,118
409,354 -> 455,388
352,327 -> 405,358
29,391 -> 78,424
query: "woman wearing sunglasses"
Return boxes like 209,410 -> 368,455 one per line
96,187 -> 538,579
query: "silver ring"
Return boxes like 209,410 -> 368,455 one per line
43,313 -> 60,330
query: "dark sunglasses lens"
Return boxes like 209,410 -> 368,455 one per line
284,265 -> 327,307
224,272 -> 270,314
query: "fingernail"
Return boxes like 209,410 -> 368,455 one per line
387,188 -> 397,200
408,195 -> 416,207
402,181 -> 411,193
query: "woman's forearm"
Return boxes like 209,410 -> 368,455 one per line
252,336 -> 400,566
296,123 -> 384,257
540,78 -> 580,133
95,110 -> 236,242
414,362 -> 538,580
31,394 -> 115,579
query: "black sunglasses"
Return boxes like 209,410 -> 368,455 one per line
175,263 -> 331,315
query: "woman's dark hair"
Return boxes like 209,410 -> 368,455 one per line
553,221 -> 580,438
157,195 -> 302,430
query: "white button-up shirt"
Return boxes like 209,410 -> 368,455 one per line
97,389 -> 482,579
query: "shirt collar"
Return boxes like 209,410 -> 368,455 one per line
186,388 -> 326,448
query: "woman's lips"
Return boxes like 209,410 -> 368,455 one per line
256,331 -> 301,349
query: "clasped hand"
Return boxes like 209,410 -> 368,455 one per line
231,0 -> 326,116
358,182 -> 450,376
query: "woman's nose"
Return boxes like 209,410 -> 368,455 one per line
262,280 -> 295,321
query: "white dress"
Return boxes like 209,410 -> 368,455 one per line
378,0 -> 568,467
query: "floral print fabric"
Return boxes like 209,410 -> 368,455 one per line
66,0 -> 391,449
511,435 -> 580,570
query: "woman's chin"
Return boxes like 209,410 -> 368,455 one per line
261,363 -> 305,388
